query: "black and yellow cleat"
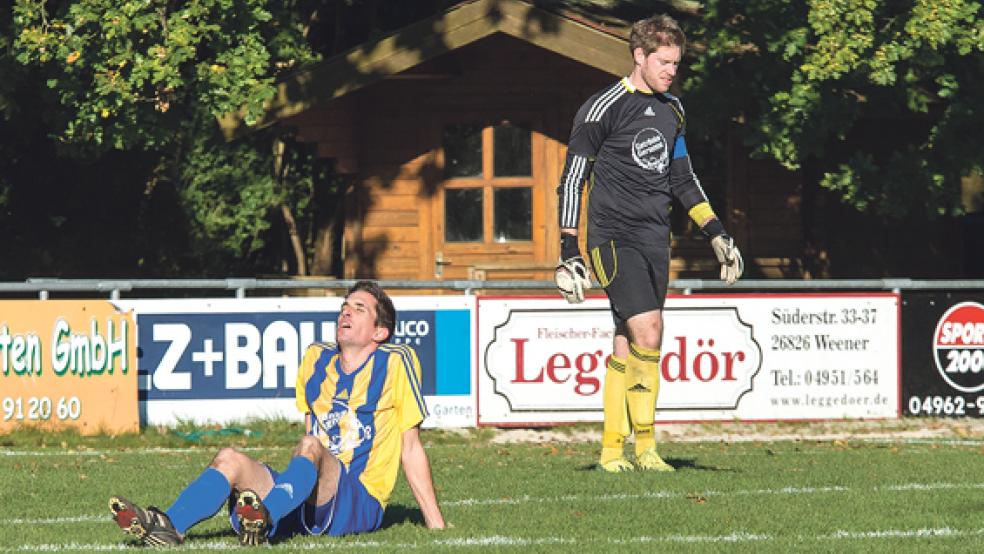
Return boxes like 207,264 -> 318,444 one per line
109,496 -> 183,546
235,489 -> 271,546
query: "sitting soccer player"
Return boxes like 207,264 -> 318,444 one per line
109,280 -> 445,546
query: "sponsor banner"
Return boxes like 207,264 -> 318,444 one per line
902,293 -> 984,417
0,301 -> 138,434
115,297 -> 475,428
477,294 -> 899,425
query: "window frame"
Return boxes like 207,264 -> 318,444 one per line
439,120 -> 536,246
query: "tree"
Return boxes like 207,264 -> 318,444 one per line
685,0 -> 984,218
7,0 -> 324,276
4,0 -> 462,278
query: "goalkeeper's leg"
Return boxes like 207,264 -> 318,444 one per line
626,343 -> 674,472
598,355 -> 633,472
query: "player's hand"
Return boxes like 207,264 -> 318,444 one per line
710,234 -> 744,285
555,256 -> 591,303
556,233 -> 591,303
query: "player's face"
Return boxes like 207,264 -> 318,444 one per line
637,45 -> 681,93
337,290 -> 386,347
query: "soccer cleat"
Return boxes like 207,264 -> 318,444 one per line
636,448 -> 675,472
235,489 -> 271,546
597,457 -> 635,473
109,496 -> 183,546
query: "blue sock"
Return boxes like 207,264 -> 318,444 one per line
264,456 -> 318,522
165,467 -> 231,535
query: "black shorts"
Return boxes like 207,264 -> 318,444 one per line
588,239 -> 669,326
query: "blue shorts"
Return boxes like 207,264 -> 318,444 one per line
228,463 -> 384,540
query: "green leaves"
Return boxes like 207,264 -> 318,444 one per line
10,0 -> 302,152
691,0 -> 984,218
4,0 -> 326,275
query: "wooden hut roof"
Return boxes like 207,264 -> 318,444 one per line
219,0 -> 699,139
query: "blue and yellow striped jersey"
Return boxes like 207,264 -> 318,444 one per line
295,342 -> 428,507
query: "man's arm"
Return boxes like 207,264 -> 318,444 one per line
557,86 -> 611,237
401,425 -> 446,529
664,101 -> 743,285
556,115 -> 602,304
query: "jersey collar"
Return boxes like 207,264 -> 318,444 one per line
622,76 -> 655,96
335,352 -> 373,377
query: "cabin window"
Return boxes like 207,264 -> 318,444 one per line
494,187 -> 531,241
442,120 -> 533,244
493,122 -> 532,177
445,188 -> 483,242
443,124 -> 483,178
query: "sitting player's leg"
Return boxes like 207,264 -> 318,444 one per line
236,434 -> 384,540
598,325 -> 633,472
235,434 -> 336,545
308,451 -> 385,537
109,446 -> 270,546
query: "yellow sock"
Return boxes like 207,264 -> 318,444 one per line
600,356 -> 629,464
626,343 -> 660,455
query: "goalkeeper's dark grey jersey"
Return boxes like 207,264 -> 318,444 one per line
558,77 -> 709,246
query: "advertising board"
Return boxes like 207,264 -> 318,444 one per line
901,293 -> 984,417
116,296 -> 474,427
0,300 -> 138,434
477,294 -> 899,425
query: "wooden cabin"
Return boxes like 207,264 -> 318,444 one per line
222,0 -> 972,283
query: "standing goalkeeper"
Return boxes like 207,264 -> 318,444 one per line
555,14 -> 743,472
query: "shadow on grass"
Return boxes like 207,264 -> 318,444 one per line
176,503 -> 424,545
185,527 -> 238,541
668,457 -> 738,472
575,457 -> 738,472
380,504 -> 424,529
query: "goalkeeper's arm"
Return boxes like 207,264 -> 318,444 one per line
688,202 -> 744,285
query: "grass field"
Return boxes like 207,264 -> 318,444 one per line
3,420 -> 984,552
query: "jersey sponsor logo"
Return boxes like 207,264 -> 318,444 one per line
313,398 -> 374,456
644,106 -> 656,116
631,127 -> 669,173
933,302 -> 984,392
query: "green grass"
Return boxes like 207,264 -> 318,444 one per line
2,421 -> 984,552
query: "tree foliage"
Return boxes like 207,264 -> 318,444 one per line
12,0 -> 319,151
3,0 -> 456,278
5,0 -> 324,276
178,129 -> 327,270
686,0 -> 984,217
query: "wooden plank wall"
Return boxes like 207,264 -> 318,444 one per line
290,34 -> 614,280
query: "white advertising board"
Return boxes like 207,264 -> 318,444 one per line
477,294 -> 899,425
